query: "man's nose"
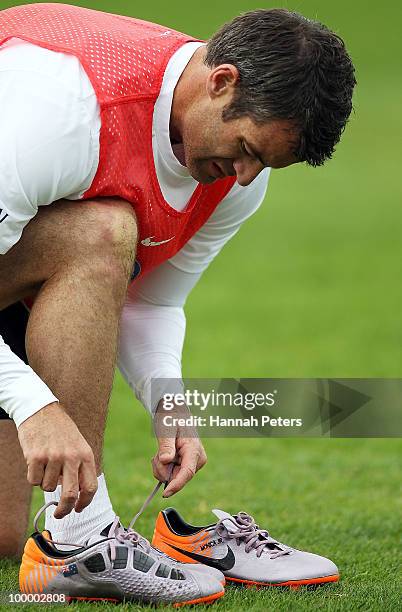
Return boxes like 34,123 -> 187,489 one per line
232,159 -> 263,186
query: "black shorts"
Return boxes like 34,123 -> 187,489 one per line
0,302 -> 29,420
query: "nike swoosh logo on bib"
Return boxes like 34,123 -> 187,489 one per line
167,543 -> 235,571
141,236 -> 175,247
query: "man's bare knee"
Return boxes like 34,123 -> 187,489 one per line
88,199 -> 138,273
0,198 -> 138,307
74,201 -> 138,294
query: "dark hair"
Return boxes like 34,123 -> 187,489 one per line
205,9 -> 356,166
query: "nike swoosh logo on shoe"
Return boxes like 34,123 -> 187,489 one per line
166,544 -> 235,571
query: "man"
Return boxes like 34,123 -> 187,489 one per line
0,3 -> 355,602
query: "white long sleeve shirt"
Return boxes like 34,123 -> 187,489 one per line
0,38 -> 269,426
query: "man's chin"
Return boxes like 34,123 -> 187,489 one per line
189,170 -> 217,185
197,176 -> 217,185
187,162 -> 217,185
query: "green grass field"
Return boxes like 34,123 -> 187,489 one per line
0,0 -> 401,610
2,432 -> 401,611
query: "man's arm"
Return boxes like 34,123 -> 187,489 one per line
0,38 -> 99,423
0,41 -> 101,514
118,168 -> 270,495
0,335 -> 58,426
0,40 -> 100,256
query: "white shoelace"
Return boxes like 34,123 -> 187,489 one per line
216,512 -> 292,559
33,463 -> 175,561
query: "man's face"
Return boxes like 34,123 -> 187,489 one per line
173,55 -> 300,186
181,109 -> 299,187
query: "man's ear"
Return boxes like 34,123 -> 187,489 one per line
206,64 -> 239,99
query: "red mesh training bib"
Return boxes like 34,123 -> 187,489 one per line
0,3 -> 236,280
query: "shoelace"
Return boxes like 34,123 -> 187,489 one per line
33,463 -> 175,562
216,511 -> 292,559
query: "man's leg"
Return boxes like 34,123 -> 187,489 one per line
0,303 -> 32,557
0,303 -> 32,558
0,198 -> 137,553
0,422 -> 32,557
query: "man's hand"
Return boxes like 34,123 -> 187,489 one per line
18,403 -> 97,518
152,400 -> 207,497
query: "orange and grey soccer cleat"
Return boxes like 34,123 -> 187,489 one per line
152,508 -> 340,588
19,503 -> 224,606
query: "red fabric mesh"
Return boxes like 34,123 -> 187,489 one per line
0,3 -> 236,279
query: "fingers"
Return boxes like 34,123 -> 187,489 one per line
25,452 -> 97,519
53,461 -> 80,519
157,437 -> 176,464
74,457 -> 98,513
163,441 -> 204,497
18,404 -> 98,519
52,452 -> 97,519
41,460 -> 62,492
163,456 -> 196,497
27,460 -> 45,487
152,454 -> 174,483
152,436 -> 177,483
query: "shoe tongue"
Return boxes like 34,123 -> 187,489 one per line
100,521 -> 115,537
212,508 -> 238,533
85,533 -> 108,547
85,521 -> 117,546
86,522 -> 151,552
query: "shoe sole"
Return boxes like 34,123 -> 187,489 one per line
173,590 -> 225,607
67,589 -> 225,606
67,597 -> 121,603
226,574 -> 339,589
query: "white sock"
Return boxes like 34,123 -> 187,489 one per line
44,474 -> 115,548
